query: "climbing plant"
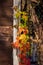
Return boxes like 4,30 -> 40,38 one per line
12,0 -> 42,65
12,6 -> 31,65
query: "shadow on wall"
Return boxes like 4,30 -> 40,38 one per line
0,0 -> 13,26
0,40 -> 13,65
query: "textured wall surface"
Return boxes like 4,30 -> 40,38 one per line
0,0 -> 13,65
0,0 -> 13,26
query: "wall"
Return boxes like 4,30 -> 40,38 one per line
0,0 -> 13,65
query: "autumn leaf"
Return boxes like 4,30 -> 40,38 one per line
22,15 -> 28,22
